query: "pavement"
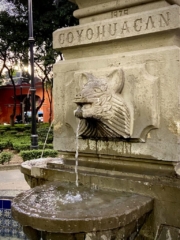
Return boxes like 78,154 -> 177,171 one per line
0,167 -> 30,198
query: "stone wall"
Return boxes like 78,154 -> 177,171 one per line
53,1 -> 180,238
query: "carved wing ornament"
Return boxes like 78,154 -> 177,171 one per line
74,69 -> 131,139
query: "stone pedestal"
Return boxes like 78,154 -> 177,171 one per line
12,181 -> 153,240
53,1 -> 180,162
32,0 -> 180,239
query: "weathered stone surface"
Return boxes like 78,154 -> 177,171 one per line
20,156 -> 180,239
53,47 -> 180,161
73,65 -> 159,141
53,5 -> 180,49
85,230 -> 112,240
11,182 -> 153,233
69,0 -> 180,10
74,69 -> 131,139
174,162 -> 180,176
78,1 -> 170,24
72,0 -> 175,25
85,233 -> 97,240
156,225 -> 180,240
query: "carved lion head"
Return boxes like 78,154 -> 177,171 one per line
74,69 -> 130,139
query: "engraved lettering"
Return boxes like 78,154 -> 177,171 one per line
97,25 -> 105,38
119,10 -> 123,16
77,29 -> 84,41
54,7 -> 178,48
121,21 -> 129,33
67,32 -> 74,43
134,18 -> 142,32
124,9 -> 128,15
86,28 -> 94,40
159,12 -> 170,27
145,16 -> 155,30
112,11 -> 117,18
111,9 -> 129,18
109,23 -> 117,36
59,34 -> 65,44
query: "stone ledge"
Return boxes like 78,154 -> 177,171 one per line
0,190 -> 25,199
12,181 -> 153,233
73,0 -> 172,19
0,164 -> 21,171
69,0 -> 180,9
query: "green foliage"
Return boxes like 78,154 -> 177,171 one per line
37,123 -> 50,129
39,143 -> 53,150
38,127 -> 53,143
20,149 -> 58,161
0,123 -> 53,149
0,151 -> 12,165
13,143 -> 30,152
9,130 -> 18,135
0,9 -> 29,94
0,139 -> 13,149
12,142 -> 53,152
0,10 -> 28,52
0,125 -> 11,131
12,124 -> 31,132
0,123 -> 47,132
0,122 -> 57,165
0,141 -> 10,150
0,1 -> 78,123
0,0 -> 78,78
15,132 -> 30,139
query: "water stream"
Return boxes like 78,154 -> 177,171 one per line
40,120 -> 54,159
75,120 -> 80,187
40,118 -> 80,187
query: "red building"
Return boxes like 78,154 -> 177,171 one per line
0,81 -> 51,124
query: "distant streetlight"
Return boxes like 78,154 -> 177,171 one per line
28,0 -> 38,149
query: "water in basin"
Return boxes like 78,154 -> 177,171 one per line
12,181 -> 153,233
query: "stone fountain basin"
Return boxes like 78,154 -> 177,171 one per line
12,181 -> 153,233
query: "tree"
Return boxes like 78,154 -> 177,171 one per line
30,0 -> 78,122
0,9 -> 29,125
34,45 -> 55,123
0,0 -> 78,124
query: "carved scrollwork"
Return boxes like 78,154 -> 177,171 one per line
74,69 -> 131,139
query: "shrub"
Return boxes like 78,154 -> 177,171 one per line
0,123 -> 53,152
37,127 -> 53,143
0,140 -> 13,149
6,140 -> 13,149
0,141 -> 10,150
0,125 -> 11,131
13,143 -> 30,152
0,152 -> 12,165
14,124 -> 31,132
20,149 -> 58,161
37,123 -> 50,129
24,130 -> 31,134
38,143 -> 53,150
13,143 -> 53,153
9,130 -> 18,135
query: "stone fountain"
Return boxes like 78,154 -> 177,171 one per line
12,0 -> 180,239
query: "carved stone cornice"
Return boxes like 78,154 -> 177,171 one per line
69,0 -> 180,9
69,0 -> 180,20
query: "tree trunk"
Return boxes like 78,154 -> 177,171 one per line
9,71 -> 16,126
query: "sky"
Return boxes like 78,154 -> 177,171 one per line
0,0 -> 14,14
